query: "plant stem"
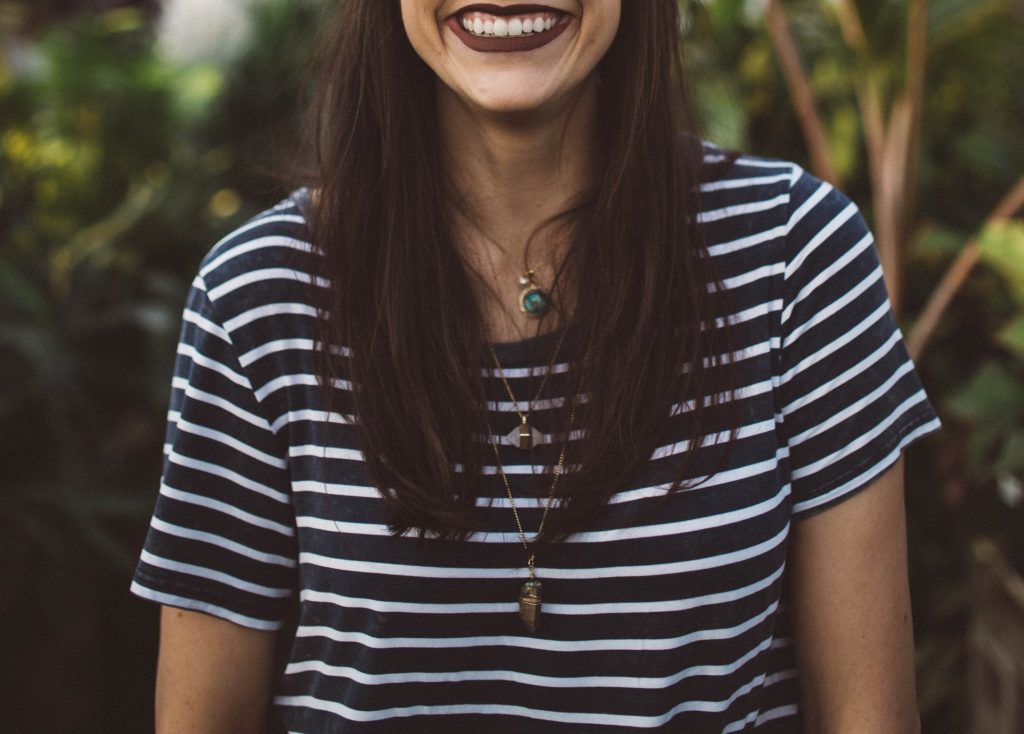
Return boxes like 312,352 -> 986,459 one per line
764,0 -> 840,186
907,176 -> 1024,360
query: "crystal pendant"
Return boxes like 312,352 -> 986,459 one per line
518,579 -> 542,632
503,420 -> 543,449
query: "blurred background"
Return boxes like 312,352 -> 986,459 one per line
0,0 -> 1021,731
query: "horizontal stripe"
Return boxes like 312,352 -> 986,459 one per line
129,582 -> 283,631
158,484 -> 294,535
140,549 -> 291,597
166,450 -> 290,503
283,636 -> 773,689
149,516 -> 295,567
293,599 -> 779,653
274,672 -> 768,728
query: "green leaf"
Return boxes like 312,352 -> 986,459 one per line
978,219 -> 1024,304
996,314 -> 1024,360
945,361 -> 1024,427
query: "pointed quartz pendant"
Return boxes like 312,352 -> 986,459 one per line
504,419 -> 543,450
519,579 -> 542,632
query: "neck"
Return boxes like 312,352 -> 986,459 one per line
439,76 -> 601,340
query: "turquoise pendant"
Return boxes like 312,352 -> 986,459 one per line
517,271 -> 549,319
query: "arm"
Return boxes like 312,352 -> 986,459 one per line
788,458 -> 921,733
155,606 -> 278,734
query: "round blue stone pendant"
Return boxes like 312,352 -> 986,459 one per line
517,271 -> 549,319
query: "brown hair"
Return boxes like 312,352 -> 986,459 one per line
306,0 -> 732,542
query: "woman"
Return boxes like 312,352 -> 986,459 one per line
132,1 -> 940,731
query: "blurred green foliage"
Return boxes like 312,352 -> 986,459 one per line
0,0 -> 1021,732
0,1 -> 326,730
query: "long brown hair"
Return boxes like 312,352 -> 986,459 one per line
306,0 -> 733,542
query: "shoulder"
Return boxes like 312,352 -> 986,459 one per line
195,189 -> 323,321
698,143 -> 869,271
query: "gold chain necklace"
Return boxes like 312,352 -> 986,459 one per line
485,327 -> 569,450
485,397 -> 577,633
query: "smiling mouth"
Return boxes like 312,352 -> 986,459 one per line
447,4 -> 572,53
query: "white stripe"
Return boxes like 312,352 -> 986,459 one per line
782,329 -> 901,415
784,202 -> 858,281
756,704 -> 800,726
166,450 -> 290,503
201,235 -> 314,278
209,213 -> 306,255
733,157 -> 800,173
300,588 -> 512,614
284,636 -> 773,690
129,583 -> 282,631
785,180 -> 832,234
140,550 -> 291,598
652,417 -> 776,457
271,409 -> 353,434
173,418 -> 286,468
763,669 -> 797,687
779,300 -> 889,385
298,525 -> 787,581
294,480 -> 787,545
698,193 -> 789,224
274,672 -> 768,727
792,417 -> 939,513
672,378 -> 774,415
207,268 -> 330,301
700,172 -> 792,192
781,231 -> 874,326
545,562 -> 785,616
292,480 -> 380,499
710,300 -> 783,329
706,225 -> 787,257
484,394 -> 578,412
150,516 -> 295,567
239,338 -> 316,367
171,379 -> 272,432
791,394 -> 932,481
158,484 -> 294,536
291,445 -> 365,462
783,268 -> 885,350
479,361 -> 571,379
175,345 -> 251,389
300,563 -> 784,618
714,262 -> 786,292
293,600 -> 779,653
182,308 -> 230,343
223,302 -> 319,333
787,361 -> 914,446
254,373 -> 353,401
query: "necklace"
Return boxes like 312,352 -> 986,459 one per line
485,327 -> 568,450
486,397 -> 577,633
517,269 -> 550,319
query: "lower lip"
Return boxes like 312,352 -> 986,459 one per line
445,15 -> 572,53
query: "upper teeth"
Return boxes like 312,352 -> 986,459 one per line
460,12 -> 559,37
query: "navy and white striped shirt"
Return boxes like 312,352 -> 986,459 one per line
132,150 -> 940,732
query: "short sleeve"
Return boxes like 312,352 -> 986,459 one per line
777,170 -> 940,519
131,276 -> 297,630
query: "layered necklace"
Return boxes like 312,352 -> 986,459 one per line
485,328 -> 575,633
484,387 -> 577,633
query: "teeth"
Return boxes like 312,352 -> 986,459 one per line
458,10 -> 562,38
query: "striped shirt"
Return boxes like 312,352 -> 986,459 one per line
132,150 -> 940,733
